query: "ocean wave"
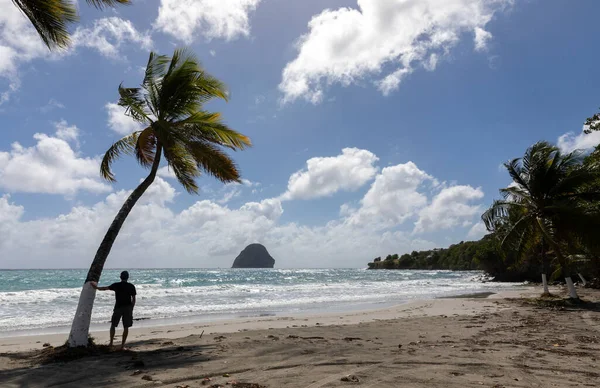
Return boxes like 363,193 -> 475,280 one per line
0,269 -> 520,332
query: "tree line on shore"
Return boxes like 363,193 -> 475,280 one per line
370,111 -> 600,298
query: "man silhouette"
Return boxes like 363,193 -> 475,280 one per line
91,271 -> 137,350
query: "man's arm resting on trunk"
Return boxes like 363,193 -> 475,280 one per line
90,281 -> 111,291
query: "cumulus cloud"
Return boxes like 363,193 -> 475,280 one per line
281,148 -> 379,200
558,127 -> 600,153
157,166 -> 177,180
0,148 -> 487,268
0,0 -> 49,103
0,8 -> 151,103
54,119 -> 79,143
106,102 -> 145,135
71,17 -> 152,59
467,222 -> 488,240
279,0 -> 511,104
0,177 -> 438,269
0,122 -> 111,195
414,185 -> 484,233
346,162 -> 433,227
155,0 -> 262,43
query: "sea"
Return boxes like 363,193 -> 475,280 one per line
0,268 -> 521,337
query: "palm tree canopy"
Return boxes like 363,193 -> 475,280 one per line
12,0 -> 130,50
101,49 -> 251,194
482,141 -> 600,258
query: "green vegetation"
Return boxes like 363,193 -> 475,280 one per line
368,238 -> 492,271
370,110 -> 600,291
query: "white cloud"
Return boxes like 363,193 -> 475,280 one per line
40,98 -> 65,113
281,148 -> 379,200
279,0 -> 511,104
106,102 -> 144,135
54,119 -> 79,143
0,0 -> 49,103
71,17 -> 152,59
241,179 -> 260,187
0,177 -> 439,269
0,122 -> 111,195
0,194 -> 23,223
157,166 -> 177,180
218,187 -> 242,204
414,185 -> 484,234
0,195 -> 24,251
557,125 -> 600,153
467,222 -> 488,240
474,26 -> 493,51
0,8 -> 151,103
155,0 -> 262,43
347,162 -> 433,227
0,148 -> 487,268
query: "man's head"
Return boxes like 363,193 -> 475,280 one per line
120,271 -> 129,281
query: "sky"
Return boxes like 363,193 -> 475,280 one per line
1,0 -> 599,269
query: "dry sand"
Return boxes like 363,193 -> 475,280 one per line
1,287 -> 599,388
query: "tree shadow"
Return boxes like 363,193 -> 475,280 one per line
0,337 -> 217,388
516,295 -> 600,312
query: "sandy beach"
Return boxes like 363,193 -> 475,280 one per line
1,287 -> 599,388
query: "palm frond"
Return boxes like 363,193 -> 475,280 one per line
481,200 -> 526,232
142,52 -> 170,117
86,0 -> 130,9
158,49 -> 228,121
135,127 -> 156,167
118,84 -> 152,123
187,141 -> 241,183
100,132 -> 140,181
499,186 -> 531,204
584,109 -> 600,133
179,120 -> 252,150
504,158 -> 530,193
498,212 -> 534,250
162,141 -> 201,193
13,0 -> 78,50
113,49 -> 251,193
550,170 -> 600,199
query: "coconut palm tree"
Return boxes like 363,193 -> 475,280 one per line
482,141 -> 600,299
12,0 -> 129,50
68,48 -> 251,346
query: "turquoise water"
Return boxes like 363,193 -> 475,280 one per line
0,268 -> 517,334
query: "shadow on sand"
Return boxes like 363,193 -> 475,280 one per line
0,336 -> 216,388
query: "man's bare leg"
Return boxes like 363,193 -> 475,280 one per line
121,327 -> 129,350
109,326 -> 116,347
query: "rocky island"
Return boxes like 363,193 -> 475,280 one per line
231,243 -> 275,268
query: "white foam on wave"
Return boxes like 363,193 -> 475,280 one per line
0,270 -> 519,332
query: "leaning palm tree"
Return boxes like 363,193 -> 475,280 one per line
482,141 -> 600,299
12,0 -> 130,50
67,48 -> 251,347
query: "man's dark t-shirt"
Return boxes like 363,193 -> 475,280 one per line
109,281 -> 136,308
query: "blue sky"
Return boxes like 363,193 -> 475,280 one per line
1,0 -> 599,269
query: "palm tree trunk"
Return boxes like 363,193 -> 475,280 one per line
535,218 -> 578,299
67,144 -> 162,347
578,273 -> 587,286
541,274 -> 550,295
541,243 -> 550,295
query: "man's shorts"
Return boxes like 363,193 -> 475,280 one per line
111,305 -> 134,328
